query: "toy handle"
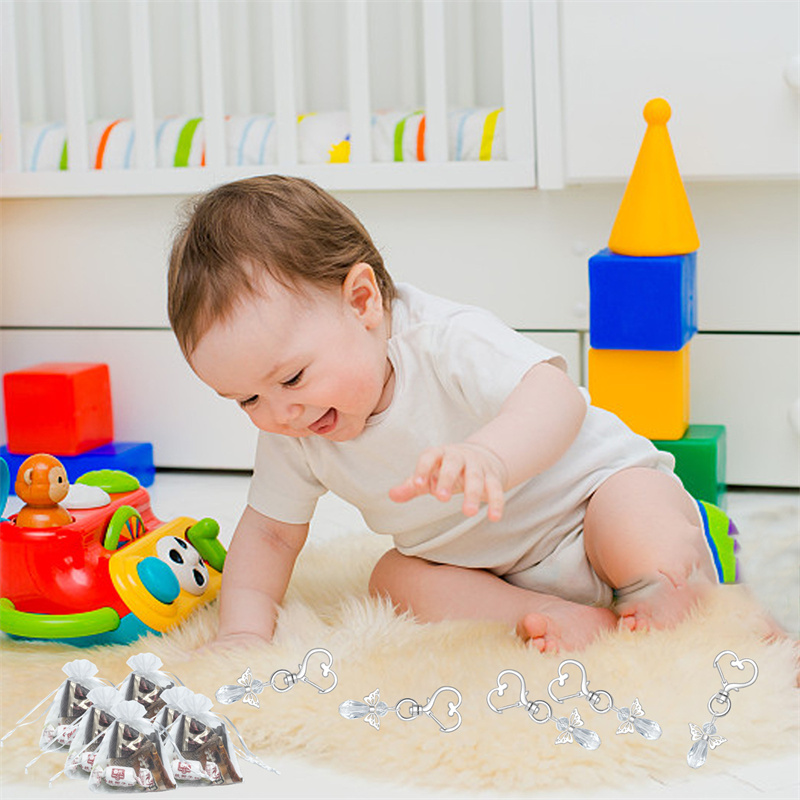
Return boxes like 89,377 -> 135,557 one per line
0,597 -> 120,638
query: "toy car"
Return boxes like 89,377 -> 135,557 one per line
0,455 -> 226,646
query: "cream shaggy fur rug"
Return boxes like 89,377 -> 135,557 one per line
2,534 -> 798,796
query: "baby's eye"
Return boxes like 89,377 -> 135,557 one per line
238,395 -> 259,409
281,370 -> 304,387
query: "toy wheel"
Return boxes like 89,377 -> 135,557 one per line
104,506 -> 146,550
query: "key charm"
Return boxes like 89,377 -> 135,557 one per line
339,686 -> 463,733
215,648 -> 338,708
687,650 -> 758,769
487,668 -> 600,750
547,659 -> 662,741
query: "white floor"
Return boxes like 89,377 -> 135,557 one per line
3,473 -> 798,800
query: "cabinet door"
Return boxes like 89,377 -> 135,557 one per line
691,334 -> 800,487
560,0 -> 800,181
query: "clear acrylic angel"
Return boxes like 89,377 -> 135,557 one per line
554,708 -> 601,750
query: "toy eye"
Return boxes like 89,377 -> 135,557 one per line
155,535 -> 209,596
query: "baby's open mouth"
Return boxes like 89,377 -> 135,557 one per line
309,408 -> 338,435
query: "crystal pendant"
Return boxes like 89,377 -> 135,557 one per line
615,700 -> 662,740
215,684 -> 245,705
555,715 -> 601,750
632,716 -> 663,740
338,700 -> 389,720
571,726 -> 602,751
687,721 -> 724,769
687,738 -> 709,769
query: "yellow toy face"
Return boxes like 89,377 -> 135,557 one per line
108,517 -> 222,632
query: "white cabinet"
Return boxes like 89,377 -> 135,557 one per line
691,334 -> 800,488
559,0 -> 800,181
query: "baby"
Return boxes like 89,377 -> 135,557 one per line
168,175 -> 723,653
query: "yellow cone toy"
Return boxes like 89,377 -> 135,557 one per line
608,98 -> 699,257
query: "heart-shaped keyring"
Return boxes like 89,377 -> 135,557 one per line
713,650 -> 759,693
487,669 -> 529,714
396,686 -> 463,733
547,659 -> 613,713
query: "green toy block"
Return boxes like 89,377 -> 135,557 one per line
652,425 -> 726,506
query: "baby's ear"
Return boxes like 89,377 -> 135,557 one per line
343,262 -> 383,327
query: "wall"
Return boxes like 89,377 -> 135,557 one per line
2,181 -> 798,486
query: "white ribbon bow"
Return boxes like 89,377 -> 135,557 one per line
125,652 -> 172,685
111,700 -> 155,732
62,659 -> 99,680
86,687 -> 124,712
160,686 -> 197,712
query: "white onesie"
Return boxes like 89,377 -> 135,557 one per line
247,283 -> 675,607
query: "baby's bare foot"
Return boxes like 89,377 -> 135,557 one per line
615,566 -> 714,632
516,599 -> 617,653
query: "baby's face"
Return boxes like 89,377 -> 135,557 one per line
189,265 -> 393,442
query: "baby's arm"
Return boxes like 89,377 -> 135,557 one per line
214,505 -> 309,646
390,361 -> 586,520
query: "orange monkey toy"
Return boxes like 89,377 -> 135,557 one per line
14,454 -> 73,529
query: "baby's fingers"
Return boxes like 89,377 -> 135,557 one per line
484,474 -> 505,521
389,448 -> 443,503
433,449 -> 466,501
461,462 -> 485,516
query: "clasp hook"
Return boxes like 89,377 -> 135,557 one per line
270,648 -> 338,694
487,669 -> 529,713
395,686 -> 463,733
708,650 -> 758,718
547,659 -> 614,713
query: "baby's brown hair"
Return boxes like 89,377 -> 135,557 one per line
168,175 -> 395,358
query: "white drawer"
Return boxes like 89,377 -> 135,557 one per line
691,334 -> 799,487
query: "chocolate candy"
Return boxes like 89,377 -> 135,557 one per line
79,750 -> 97,773
171,759 -> 211,781
98,765 -> 155,789
54,723 -> 78,746
103,766 -> 140,788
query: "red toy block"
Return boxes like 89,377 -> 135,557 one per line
4,363 -> 114,456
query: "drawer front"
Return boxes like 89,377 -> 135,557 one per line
691,334 -> 799,487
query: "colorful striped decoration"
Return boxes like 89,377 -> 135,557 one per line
7,109 -> 506,172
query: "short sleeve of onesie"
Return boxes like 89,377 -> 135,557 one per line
432,306 -> 568,421
247,433 -> 325,524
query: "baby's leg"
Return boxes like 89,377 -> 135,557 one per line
583,467 -> 717,631
370,549 -> 616,652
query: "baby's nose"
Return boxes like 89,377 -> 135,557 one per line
276,402 -> 303,426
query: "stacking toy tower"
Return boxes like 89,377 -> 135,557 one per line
587,99 -> 726,504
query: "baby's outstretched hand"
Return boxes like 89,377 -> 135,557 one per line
389,442 -> 508,521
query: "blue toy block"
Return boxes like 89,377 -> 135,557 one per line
589,248 -> 697,351
1,441 -> 155,494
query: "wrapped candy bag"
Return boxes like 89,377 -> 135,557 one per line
64,687 -> 125,779
118,654 -> 179,719
162,691 -> 276,785
152,687 -> 196,734
39,659 -> 108,751
88,700 -> 176,793
0,659 -> 109,760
